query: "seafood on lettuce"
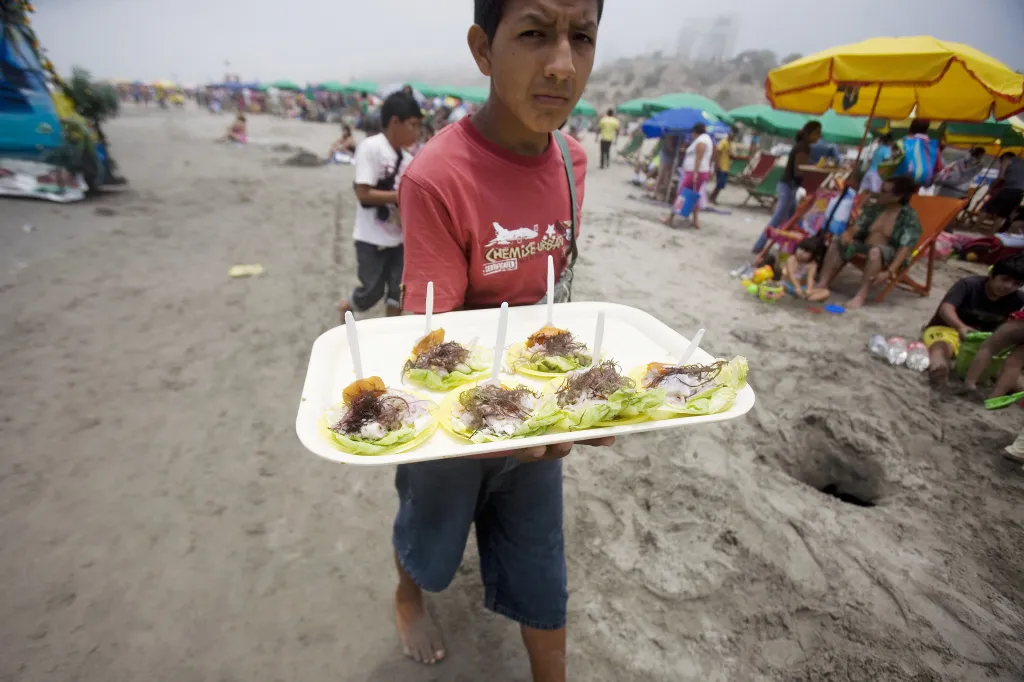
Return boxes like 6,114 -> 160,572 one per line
321,377 -> 437,455
636,356 -> 748,417
402,328 -> 490,391
507,326 -> 593,377
552,361 -> 665,430
442,382 -> 562,443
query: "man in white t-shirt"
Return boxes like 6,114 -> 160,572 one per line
663,122 -> 713,229
338,92 -> 422,321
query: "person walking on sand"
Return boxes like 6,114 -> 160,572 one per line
708,128 -> 736,205
337,92 -> 422,321
393,0 -> 612,679
662,122 -> 713,229
595,108 -> 619,168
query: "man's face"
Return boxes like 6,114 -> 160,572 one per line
988,274 -> 1022,298
477,0 -> 598,134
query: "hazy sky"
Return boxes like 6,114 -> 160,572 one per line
33,0 -> 1024,84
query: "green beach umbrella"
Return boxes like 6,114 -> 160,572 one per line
616,98 -> 655,116
316,81 -> 346,93
447,86 -> 489,104
341,80 -> 378,94
268,79 -> 301,91
730,104 -> 866,145
573,98 -> 597,117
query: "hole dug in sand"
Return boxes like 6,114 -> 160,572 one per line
789,448 -> 883,508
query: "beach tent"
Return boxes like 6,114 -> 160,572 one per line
617,98 -> 655,116
0,11 -> 62,160
573,99 -> 597,117
641,107 -> 729,139
729,104 -> 866,145
645,93 -> 733,123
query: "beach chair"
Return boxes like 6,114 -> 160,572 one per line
849,195 -> 968,302
737,153 -> 777,189
800,169 -> 829,195
618,131 -> 645,163
743,166 -> 785,208
728,156 -> 750,179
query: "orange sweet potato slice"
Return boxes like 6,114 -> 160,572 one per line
412,328 -> 445,356
343,376 -> 386,404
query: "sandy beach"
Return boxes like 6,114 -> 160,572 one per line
2,106 -> 1023,682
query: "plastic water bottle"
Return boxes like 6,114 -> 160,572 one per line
886,337 -> 908,366
905,341 -> 930,372
868,334 -> 889,359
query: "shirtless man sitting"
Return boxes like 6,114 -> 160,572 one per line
816,176 -> 921,309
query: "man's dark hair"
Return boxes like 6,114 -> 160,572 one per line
878,133 -> 893,144
691,123 -> 706,135
991,253 -> 1024,281
606,108 -> 614,116
380,92 -> 423,128
891,175 -> 916,204
1000,151 -> 1017,160
908,118 -> 931,135
475,0 -> 604,41
970,146 -> 985,159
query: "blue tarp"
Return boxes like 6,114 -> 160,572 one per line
642,107 -> 729,139
0,18 -> 62,158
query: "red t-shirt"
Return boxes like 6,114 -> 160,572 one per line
399,117 -> 587,313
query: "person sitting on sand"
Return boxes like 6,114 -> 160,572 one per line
922,253 -> 1024,387
784,236 -> 830,302
328,124 -> 357,162
219,114 -> 247,144
962,314 -> 1024,402
815,176 -> 921,310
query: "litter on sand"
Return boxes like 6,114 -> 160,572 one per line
229,264 -> 265,278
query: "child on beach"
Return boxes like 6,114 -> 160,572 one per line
783,236 -> 830,302
219,114 -> 247,144
327,124 -> 357,163
392,0 -> 612,678
337,92 -> 422,321
923,254 -> 1024,387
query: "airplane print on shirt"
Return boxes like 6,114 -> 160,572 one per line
482,219 -> 571,275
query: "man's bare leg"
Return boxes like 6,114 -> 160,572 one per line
522,625 -> 566,682
966,320 -> 1024,390
815,239 -> 845,289
394,552 -> 445,664
928,342 -> 953,387
847,247 -> 883,310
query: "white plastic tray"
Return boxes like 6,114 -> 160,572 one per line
296,302 -> 755,465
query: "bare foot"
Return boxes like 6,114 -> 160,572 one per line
846,294 -> 867,310
395,586 -> 445,665
928,365 -> 949,388
660,215 -> 674,227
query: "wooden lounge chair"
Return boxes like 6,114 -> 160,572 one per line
618,131 -> 645,163
728,156 -> 750,178
743,166 -> 785,208
737,153 -> 777,189
849,195 -> 968,302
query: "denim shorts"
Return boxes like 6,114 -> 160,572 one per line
393,456 -> 567,630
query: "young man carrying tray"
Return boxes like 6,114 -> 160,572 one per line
393,0 -> 612,680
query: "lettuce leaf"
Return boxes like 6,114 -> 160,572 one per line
521,354 -> 590,374
451,395 -> 562,443
558,387 -> 666,430
655,356 -> 747,418
715,357 -> 749,391
326,425 -> 416,455
406,351 -> 490,391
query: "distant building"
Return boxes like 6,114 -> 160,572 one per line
676,14 -> 740,62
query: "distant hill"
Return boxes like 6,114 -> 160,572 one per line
584,49 -> 798,113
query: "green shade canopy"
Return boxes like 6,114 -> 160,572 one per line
573,98 -> 597,117
646,93 -> 732,123
340,80 -> 378,94
616,98 -> 655,116
405,81 -> 442,98
267,79 -> 302,91
730,104 -> 867,145
445,86 -> 490,104
316,81 -> 346,93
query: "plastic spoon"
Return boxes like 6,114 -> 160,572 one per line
546,255 -> 555,326
592,311 -> 605,365
344,311 -> 364,380
424,281 -> 433,336
676,328 -> 706,365
985,390 -> 1024,410
488,302 -> 509,385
